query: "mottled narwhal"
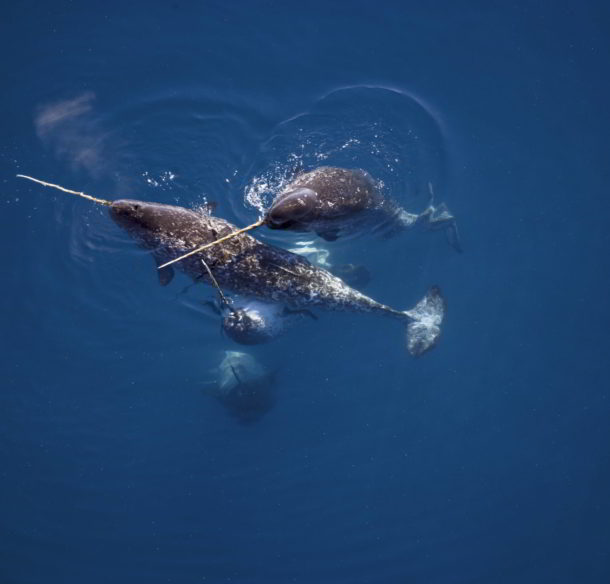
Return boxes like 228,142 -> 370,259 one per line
18,175 -> 446,356
266,166 -> 462,250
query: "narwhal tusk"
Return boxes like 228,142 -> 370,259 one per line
16,174 -> 112,206
158,218 -> 266,270
199,258 -> 231,308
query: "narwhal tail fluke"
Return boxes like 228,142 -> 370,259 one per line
403,286 -> 446,356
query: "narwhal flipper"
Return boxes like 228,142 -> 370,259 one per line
153,255 -> 175,286
426,203 -> 462,253
418,183 -> 462,253
158,266 -> 175,286
403,286 -> 446,356
329,263 -> 371,289
444,221 -> 462,253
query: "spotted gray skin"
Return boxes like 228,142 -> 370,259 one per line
112,199 -> 401,315
266,166 -> 398,240
110,199 -> 445,355
266,166 -> 461,251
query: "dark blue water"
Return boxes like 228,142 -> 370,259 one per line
2,1 -> 609,582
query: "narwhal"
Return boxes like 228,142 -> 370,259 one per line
18,174 -> 446,356
265,166 -> 461,250
200,256 -> 317,345
203,350 -> 277,423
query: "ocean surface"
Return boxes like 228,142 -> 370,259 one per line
2,1 -> 609,583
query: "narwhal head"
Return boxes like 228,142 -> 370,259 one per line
221,302 -> 284,345
265,187 -> 319,230
109,199 -> 200,248
16,175 -> 218,264
110,199 -> 168,234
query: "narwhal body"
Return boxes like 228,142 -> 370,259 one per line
266,166 -> 461,251
110,199 -> 445,356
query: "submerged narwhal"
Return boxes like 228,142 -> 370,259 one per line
200,255 -> 317,345
203,351 -> 277,422
19,175 -> 446,356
